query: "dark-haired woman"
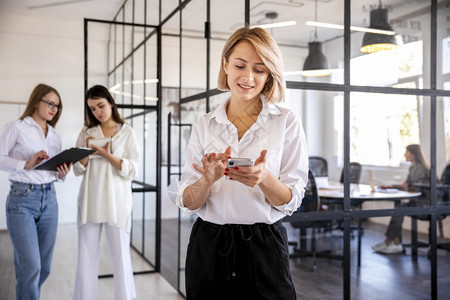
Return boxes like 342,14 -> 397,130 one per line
72,85 -> 140,300
372,144 -> 430,254
0,83 -> 71,299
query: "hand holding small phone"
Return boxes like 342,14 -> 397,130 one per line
225,158 -> 255,180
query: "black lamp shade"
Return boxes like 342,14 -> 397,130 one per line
302,41 -> 331,77
360,8 -> 398,53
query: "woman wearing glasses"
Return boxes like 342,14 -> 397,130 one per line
0,83 -> 72,299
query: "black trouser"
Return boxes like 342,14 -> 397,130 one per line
185,218 -> 297,300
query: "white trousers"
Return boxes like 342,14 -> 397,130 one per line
73,223 -> 136,300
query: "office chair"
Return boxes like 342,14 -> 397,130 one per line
405,164 -> 450,260
337,162 -> 363,236
339,162 -> 362,184
286,170 -> 339,271
309,156 -> 328,178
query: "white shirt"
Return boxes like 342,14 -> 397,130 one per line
73,123 -> 140,233
169,96 -> 308,225
0,116 -> 62,184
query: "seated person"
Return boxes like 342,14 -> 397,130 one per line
372,144 -> 430,254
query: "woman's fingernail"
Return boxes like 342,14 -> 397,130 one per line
225,168 -> 229,171
224,172 -> 228,176
234,167 -> 239,170
212,153 -> 216,156
228,156 -> 231,159
229,178 -> 233,180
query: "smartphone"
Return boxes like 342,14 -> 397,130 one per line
227,158 -> 255,168
226,158 -> 254,180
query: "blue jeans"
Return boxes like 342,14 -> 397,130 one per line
6,181 -> 58,300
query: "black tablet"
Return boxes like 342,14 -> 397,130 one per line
34,147 -> 95,171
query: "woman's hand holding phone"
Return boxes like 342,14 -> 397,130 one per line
225,150 -> 268,187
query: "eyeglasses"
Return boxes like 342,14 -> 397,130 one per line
40,99 -> 60,111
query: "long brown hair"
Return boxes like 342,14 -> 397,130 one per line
407,144 -> 430,170
19,83 -> 62,127
85,85 -> 124,128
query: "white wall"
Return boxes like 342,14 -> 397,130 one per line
0,13 -> 87,229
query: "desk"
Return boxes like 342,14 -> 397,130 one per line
317,182 -> 421,266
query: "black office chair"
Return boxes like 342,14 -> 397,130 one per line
339,162 -> 362,184
286,170 -> 339,271
309,156 -> 328,178
337,162 -> 363,236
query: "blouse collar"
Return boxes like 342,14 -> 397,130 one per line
209,94 -> 282,125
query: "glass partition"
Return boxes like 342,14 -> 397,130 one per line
438,1 -> 450,91
350,92 -> 431,210
351,0 -> 429,89
210,1 -> 242,89
161,0 -> 182,22
181,0 -> 207,98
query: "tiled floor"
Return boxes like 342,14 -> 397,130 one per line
1,224 -> 183,300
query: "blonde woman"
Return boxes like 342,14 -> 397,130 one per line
0,83 -> 71,299
169,27 -> 308,299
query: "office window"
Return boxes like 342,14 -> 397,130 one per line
344,42 -> 423,166
350,92 -> 420,166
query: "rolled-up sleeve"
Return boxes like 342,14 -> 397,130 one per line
118,129 -> 140,180
273,113 -> 308,215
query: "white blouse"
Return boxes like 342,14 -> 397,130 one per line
169,97 -> 308,225
0,116 -> 62,184
73,123 -> 140,232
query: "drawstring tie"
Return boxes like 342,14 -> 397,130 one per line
219,224 -> 254,280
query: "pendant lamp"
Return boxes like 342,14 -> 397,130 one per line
302,0 -> 331,77
360,4 -> 398,53
302,41 -> 331,77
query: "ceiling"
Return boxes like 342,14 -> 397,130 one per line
0,0 -> 435,47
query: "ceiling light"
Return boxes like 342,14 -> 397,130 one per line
252,12 -> 296,29
305,21 -> 395,35
360,6 -> 398,53
302,0 -> 331,77
302,41 -> 331,77
253,21 -> 297,29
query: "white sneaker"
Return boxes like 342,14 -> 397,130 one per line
372,241 -> 387,251
378,243 -> 403,254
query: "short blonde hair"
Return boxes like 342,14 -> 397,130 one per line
217,26 -> 285,103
